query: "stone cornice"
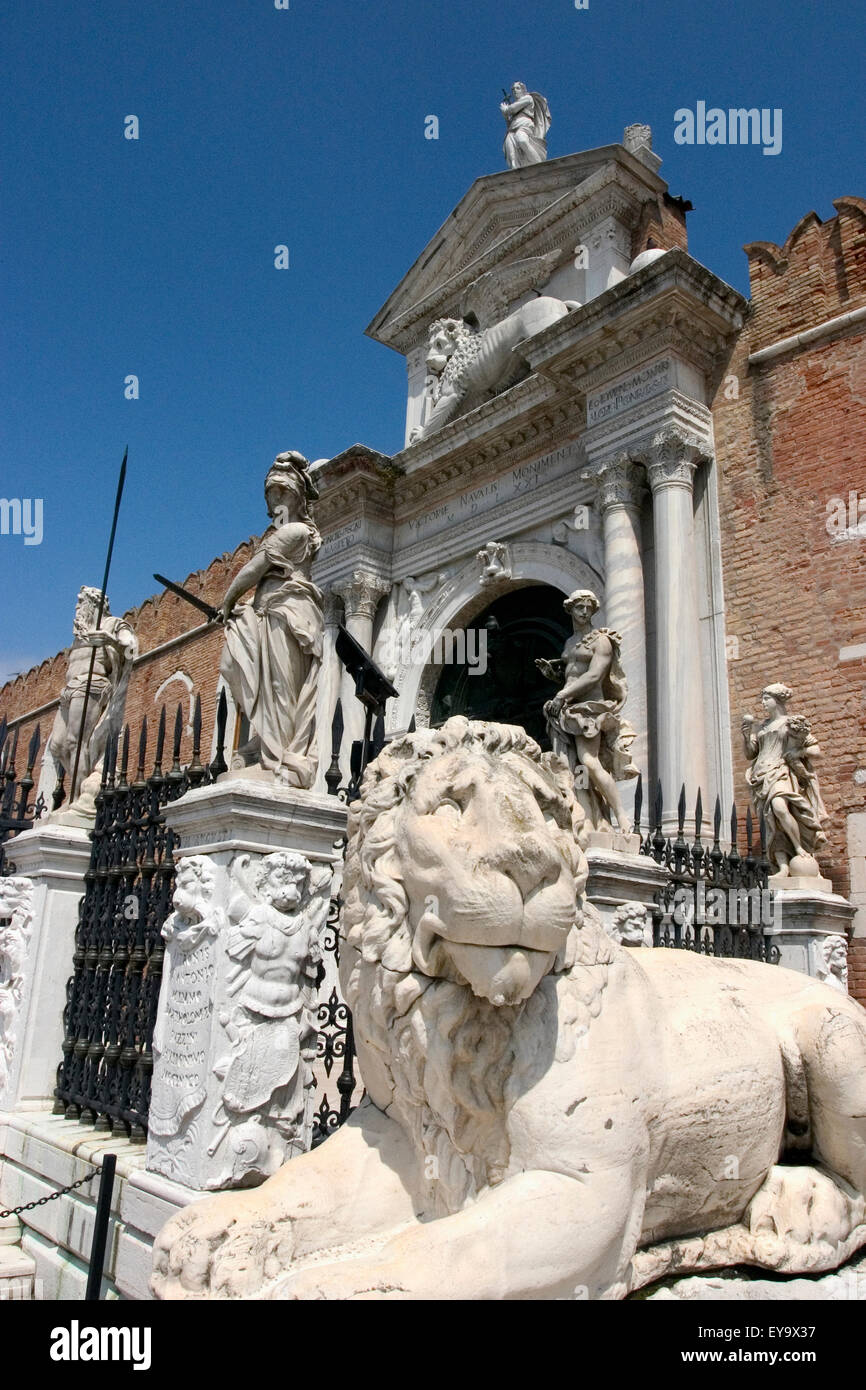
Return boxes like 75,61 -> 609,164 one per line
522,248 -> 747,387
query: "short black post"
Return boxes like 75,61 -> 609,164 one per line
85,1154 -> 116,1301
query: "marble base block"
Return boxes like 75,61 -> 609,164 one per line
584,843 -> 668,945
584,829 -> 642,855
145,781 -> 348,1192
765,887 -> 855,988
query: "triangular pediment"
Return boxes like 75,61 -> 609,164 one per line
366,145 -> 666,354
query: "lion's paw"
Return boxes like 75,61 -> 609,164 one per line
150,1193 -> 295,1300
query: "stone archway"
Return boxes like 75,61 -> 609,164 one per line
430,586 -> 570,748
389,542 -> 603,733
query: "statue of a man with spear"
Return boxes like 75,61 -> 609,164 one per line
48,449 -> 137,815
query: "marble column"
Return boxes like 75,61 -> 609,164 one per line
585,454 -> 648,819
313,588 -> 344,794
333,570 -> 390,777
646,426 -> 709,824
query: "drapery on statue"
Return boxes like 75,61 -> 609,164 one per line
536,589 -> 638,836
741,682 -> 829,879
217,452 -> 323,788
501,81 -> 551,168
48,585 -> 138,806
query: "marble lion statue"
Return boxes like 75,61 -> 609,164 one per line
151,718 -> 866,1300
410,295 -> 577,443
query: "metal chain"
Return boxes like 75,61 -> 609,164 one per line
0,1165 -> 100,1219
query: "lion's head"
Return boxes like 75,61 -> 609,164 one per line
340,717 -> 614,1212
424,317 -> 482,396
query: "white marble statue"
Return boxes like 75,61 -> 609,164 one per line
537,589 -> 638,836
47,586 -> 138,806
152,717 -> 866,1301
741,683 -> 829,880
501,82 -> 551,168
218,453 -> 324,788
210,850 -> 331,1186
409,254 -> 577,443
0,877 -> 34,1105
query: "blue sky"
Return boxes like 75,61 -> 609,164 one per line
2,0 -> 864,682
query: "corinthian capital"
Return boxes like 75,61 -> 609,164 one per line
645,427 -> 707,491
582,453 -> 647,512
334,570 -> 390,622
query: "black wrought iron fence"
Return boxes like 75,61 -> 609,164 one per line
634,774 -> 779,963
53,692 -> 229,1137
0,718 -> 46,875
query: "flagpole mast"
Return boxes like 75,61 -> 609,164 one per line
68,448 -> 129,804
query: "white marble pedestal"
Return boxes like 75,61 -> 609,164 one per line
764,887 -> 855,987
0,822 -> 91,1111
145,780 -> 348,1193
584,838 -> 668,945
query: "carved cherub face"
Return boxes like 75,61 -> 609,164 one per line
395,748 -> 578,1006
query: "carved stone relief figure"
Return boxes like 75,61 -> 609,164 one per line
536,589 -> 638,834
0,877 -> 35,1104
208,850 -> 332,1188
815,935 -> 849,994
477,541 -> 512,587
47,586 -> 138,810
148,857 -> 225,1150
742,683 -> 829,881
500,82 -> 551,168
218,453 -> 324,788
608,902 -> 652,948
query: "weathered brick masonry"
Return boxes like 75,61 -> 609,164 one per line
712,196 -> 866,1001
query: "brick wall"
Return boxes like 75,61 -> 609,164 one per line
0,535 -> 262,783
713,195 -> 866,1001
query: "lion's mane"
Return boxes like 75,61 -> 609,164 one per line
340,717 -> 615,1215
427,318 -> 484,403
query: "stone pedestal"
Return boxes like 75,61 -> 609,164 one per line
0,823 -> 90,1111
765,888 -> 855,986
584,843 -> 668,945
146,780 -> 347,1192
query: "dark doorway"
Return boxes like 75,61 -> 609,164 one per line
430,585 -> 570,749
